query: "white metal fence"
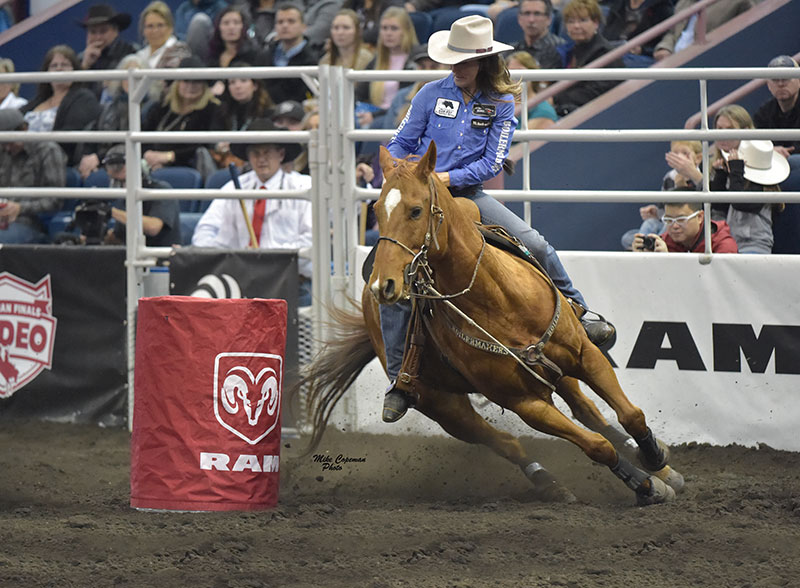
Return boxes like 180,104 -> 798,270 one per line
1,63 -> 799,426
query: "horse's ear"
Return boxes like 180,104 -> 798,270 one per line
379,146 -> 395,177
416,140 -> 437,181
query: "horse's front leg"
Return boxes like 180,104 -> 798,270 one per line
415,388 -> 576,503
508,395 -> 675,506
556,376 -> 685,492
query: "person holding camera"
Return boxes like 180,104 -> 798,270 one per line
631,200 -> 738,254
101,145 -> 181,247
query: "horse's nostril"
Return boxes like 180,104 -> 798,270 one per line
383,279 -> 395,298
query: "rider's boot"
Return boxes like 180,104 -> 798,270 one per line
571,301 -> 616,347
382,379 -> 411,423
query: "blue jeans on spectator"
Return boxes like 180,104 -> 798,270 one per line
379,186 -> 587,380
0,221 -> 49,244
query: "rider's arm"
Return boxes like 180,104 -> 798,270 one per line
386,90 -> 429,159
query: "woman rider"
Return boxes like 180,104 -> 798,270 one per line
380,16 -> 614,422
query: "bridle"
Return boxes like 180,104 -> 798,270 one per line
377,175 -> 486,300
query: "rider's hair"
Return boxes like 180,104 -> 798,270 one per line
477,54 -> 522,103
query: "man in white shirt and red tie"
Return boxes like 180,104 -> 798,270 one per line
192,117 -> 313,304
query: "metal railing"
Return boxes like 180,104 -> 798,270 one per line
2,62 -> 800,425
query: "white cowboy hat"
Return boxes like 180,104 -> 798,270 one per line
428,16 -> 514,65
723,140 -> 790,185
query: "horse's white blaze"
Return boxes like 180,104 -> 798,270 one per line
383,188 -> 402,220
370,277 -> 381,296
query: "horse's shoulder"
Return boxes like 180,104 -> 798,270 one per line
453,197 -> 480,223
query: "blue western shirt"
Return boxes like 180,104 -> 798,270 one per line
387,73 -> 517,188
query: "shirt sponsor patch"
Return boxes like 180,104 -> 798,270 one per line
472,103 -> 496,117
471,118 -> 491,129
434,97 -> 459,118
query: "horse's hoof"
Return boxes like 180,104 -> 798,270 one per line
636,475 -> 676,506
638,439 -> 670,472
651,465 -> 685,493
526,467 -> 577,503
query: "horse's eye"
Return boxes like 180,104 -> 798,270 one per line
410,206 -> 423,220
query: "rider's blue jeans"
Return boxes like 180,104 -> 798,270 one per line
379,187 -> 587,381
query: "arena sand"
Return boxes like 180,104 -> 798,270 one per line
1,420 -> 799,588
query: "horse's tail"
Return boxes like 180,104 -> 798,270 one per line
295,301 -> 377,454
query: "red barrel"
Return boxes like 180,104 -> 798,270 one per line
130,296 -> 287,511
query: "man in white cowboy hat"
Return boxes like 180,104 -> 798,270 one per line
380,15 -> 615,422
191,117 -> 313,304
77,4 -> 137,74
753,55 -> 800,192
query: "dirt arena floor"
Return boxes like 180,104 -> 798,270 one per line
1,420 -> 799,588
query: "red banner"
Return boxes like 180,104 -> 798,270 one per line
130,296 -> 287,511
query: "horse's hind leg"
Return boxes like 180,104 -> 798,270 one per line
510,395 -> 675,506
415,390 -> 576,503
556,377 -> 685,492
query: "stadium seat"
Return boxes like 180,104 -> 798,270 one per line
202,167 -> 237,213
495,7 -> 523,46
151,166 -> 204,213
410,12 -> 433,45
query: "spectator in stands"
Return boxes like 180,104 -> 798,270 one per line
554,0 -> 625,117
77,3 -> 137,99
100,145 -> 181,247
512,0 -> 566,70
753,55 -> 800,193
76,54 -> 145,180
271,99 -> 308,172
319,9 -> 374,69
709,104 -> 785,250
631,201 -> 738,253
135,1 -> 179,68
141,55 -> 220,176
210,61 -> 275,169
355,6 -> 419,130
191,117 -> 313,305
652,0 -> 754,62
506,51 -> 558,128
207,5 -> 267,95
22,45 -> 101,165
0,58 -> 28,110
0,109 -> 66,244
620,140 -> 702,250
262,3 -> 321,105
342,0 -> 402,47
245,0 -> 278,48
709,120 -> 788,255
602,0 -> 673,63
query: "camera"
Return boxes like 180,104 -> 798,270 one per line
642,236 -> 656,251
54,201 -> 112,245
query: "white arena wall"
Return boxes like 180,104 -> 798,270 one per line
335,248 -> 800,452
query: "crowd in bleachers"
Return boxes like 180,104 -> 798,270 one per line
0,0 -> 795,255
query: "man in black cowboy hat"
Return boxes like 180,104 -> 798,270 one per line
77,4 -> 137,84
192,117 -> 313,304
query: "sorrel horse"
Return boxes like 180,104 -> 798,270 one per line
298,142 -> 684,505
